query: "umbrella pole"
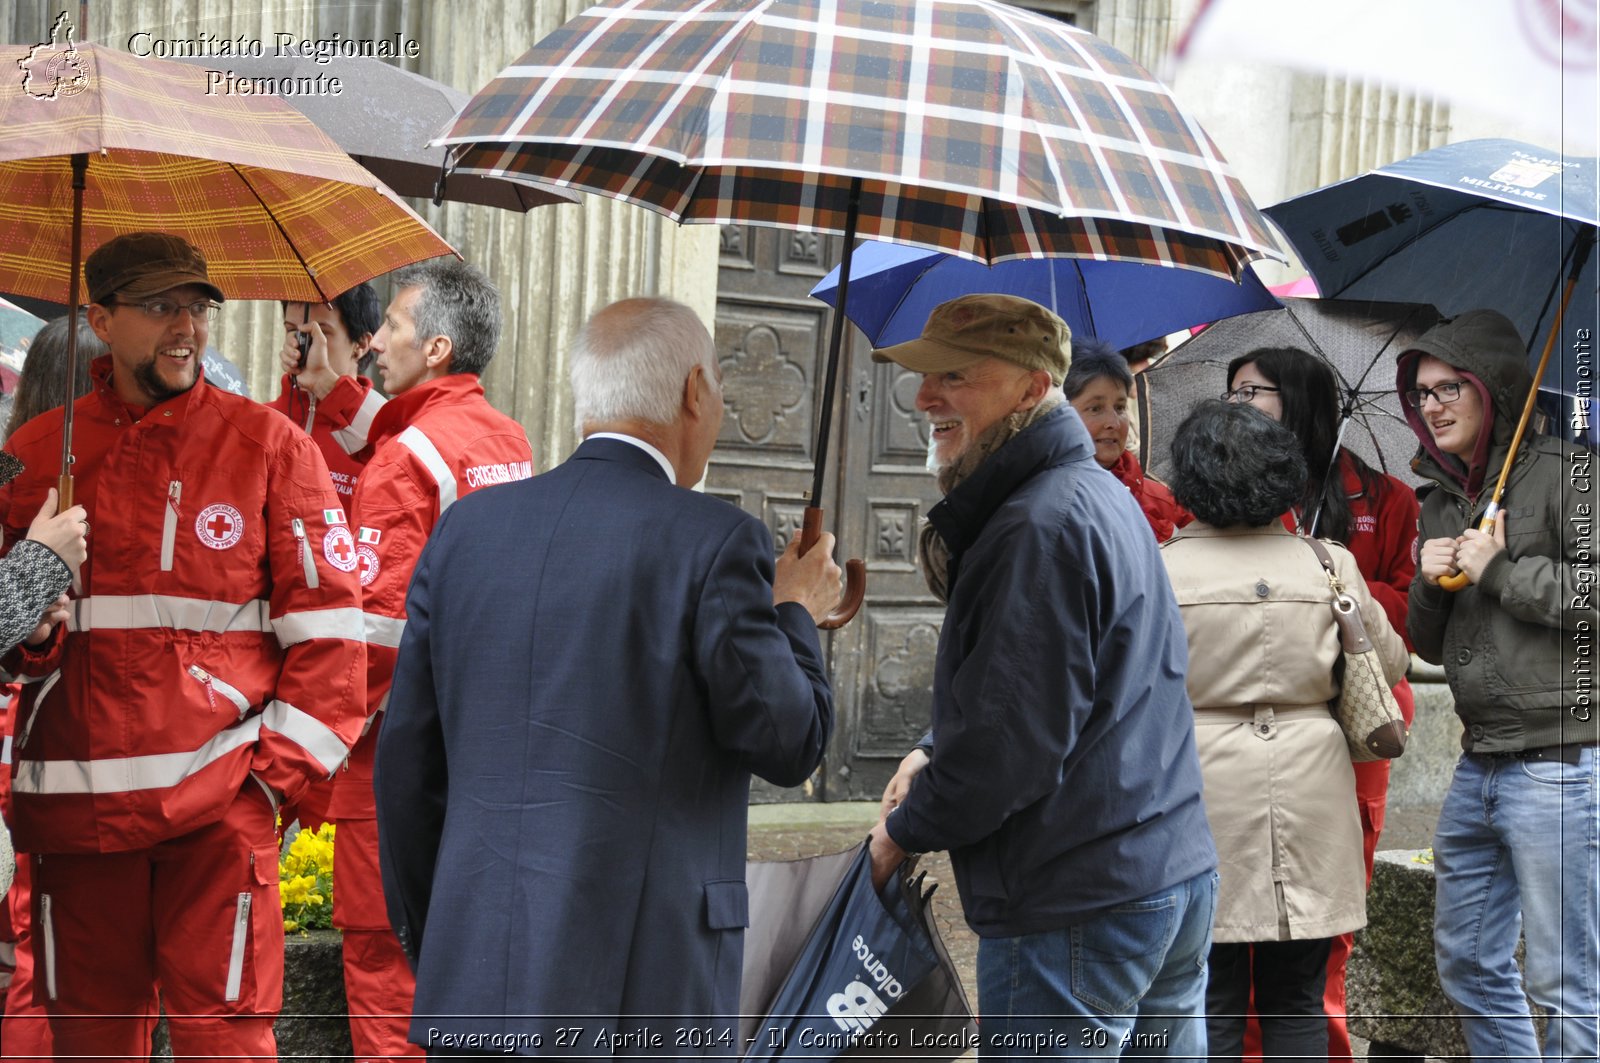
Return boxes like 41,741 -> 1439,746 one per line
1438,225 -> 1596,592
58,152 -> 88,509
802,178 -> 866,630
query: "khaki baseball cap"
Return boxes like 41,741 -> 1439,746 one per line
86,232 -> 225,305
873,293 -> 1072,385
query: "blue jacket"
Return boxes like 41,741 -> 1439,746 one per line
375,438 -> 833,1052
885,406 -> 1215,937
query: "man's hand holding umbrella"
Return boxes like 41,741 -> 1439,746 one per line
772,530 -> 845,627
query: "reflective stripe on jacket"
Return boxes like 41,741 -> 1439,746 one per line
326,373 -> 535,821
0,357 -> 368,853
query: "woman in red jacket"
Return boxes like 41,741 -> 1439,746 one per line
1225,345 -> 1419,1062
1065,342 -> 1192,541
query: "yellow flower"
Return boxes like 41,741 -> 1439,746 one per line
279,821 -> 337,934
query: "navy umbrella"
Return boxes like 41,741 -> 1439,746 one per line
811,239 -> 1280,352
1265,138 -> 1597,397
1269,138 -> 1598,592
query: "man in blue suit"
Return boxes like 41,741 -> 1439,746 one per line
375,297 -> 841,1057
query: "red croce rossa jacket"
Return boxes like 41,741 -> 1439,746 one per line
0,358 -> 368,854
321,372 -> 535,824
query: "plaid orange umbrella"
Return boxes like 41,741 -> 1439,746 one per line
439,0 -> 1287,626
0,40 -> 457,504
0,43 -> 455,304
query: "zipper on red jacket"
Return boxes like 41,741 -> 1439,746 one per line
17,671 -> 61,749
291,518 -> 320,589
225,882 -> 250,1002
186,665 -> 250,719
161,481 -> 182,571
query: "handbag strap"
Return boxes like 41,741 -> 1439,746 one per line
1299,535 -> 1373,654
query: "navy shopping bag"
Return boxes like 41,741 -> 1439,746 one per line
741,842 -> 976,1061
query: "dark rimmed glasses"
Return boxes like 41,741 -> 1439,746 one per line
107,298 -> 220,323
1404,381 -> 1466,408
1221,384 -> 1280,403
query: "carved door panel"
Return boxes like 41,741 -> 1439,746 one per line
710,225 -> 945,802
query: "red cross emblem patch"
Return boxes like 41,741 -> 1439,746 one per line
195,503 -> 244,550
356,544 -> 380,587
323,526 -> 357,572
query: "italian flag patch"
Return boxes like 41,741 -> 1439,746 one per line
323,508 -> 347,525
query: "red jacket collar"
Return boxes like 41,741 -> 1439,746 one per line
368,374 -> 488,449
90,354 -> 211,426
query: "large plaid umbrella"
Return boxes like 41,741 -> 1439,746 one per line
439,0 -> 1285,625
0,40 -> 456,503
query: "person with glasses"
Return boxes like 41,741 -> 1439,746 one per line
1222,346 -> 1420,1062
1399,309 -> 1598,1063
0,232 -> 368,1060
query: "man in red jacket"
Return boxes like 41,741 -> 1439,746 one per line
292,257 -> 534,1061
270,285 -> 384,506
269,284 -> 383,837
0,232 -> 367,1060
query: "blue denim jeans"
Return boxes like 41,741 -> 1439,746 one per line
975,868 -> 1217,1061
1433,749 -> 1599,1063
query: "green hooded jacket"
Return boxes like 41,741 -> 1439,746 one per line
1398,309 -> 1600,752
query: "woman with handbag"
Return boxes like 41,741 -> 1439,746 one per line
1225,346 -> 1420,1060
1160,400 -> 1408,1063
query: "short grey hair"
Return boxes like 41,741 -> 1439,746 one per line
570,297 -> 719,433
390,258 -> 502,376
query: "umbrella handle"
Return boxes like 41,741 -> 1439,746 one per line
801,506 -> 865,630
1437,510 -> 1496,592
57,473 -> 73,510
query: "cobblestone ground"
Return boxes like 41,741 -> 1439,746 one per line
748,802 -> 1442,1061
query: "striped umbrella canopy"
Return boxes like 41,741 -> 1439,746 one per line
0,42 -> 455,304
0,38 -> 457,506
439,0 -> 1285,627
438,0 -> 1284,277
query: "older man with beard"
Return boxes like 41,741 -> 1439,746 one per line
868,294 -> 1216,1061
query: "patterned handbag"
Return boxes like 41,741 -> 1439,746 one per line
1302,536 -> 1407,761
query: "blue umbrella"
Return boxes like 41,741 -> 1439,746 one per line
1265,138 -> 1597,397
809,240 -> 1280,352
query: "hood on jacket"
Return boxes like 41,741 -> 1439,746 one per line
1396,309 -> 1532,496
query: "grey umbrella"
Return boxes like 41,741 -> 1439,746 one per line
177,52 -> 576,212
1141,298 -> 1443,493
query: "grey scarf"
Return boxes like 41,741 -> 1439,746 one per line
917,393 -> 1063,602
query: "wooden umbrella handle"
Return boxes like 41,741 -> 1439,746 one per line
57,473 -> 74,510
1436,509 -> 1497,592
800,506 -> 865,630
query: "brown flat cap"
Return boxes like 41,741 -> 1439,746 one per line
86,232 -> 224,305
873,293 -> 1072,385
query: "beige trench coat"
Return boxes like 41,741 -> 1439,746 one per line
1161,522 -> 1408,942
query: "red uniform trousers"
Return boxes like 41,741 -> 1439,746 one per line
30,783 -> 281,1063
333,814 -> 421,1061
2,856 -> 52,1062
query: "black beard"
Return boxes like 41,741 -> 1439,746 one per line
134,356 -> 197,406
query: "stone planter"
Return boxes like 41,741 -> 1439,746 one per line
1347,850 -> 1542,1061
